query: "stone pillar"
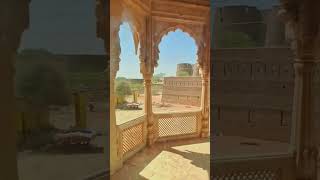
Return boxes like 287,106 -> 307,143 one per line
143,73 -> 155,146
200,70 -> 210,138
0,50 -> 19,180
200,18 -> 211,138
109,0 -> 123,173
292,60 -> 318,180
109,29 -> 123,175
0,1 -> 30,179
283,1 -> 320,179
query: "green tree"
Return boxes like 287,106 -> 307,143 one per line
116,77 -> 127,81
116,81 -> 132,97
16,49 -> 71,128
216,31 -> 257,48
130,83 -> 143,92
16,63 -> 71,106
177,71 -> 191,77
16,49 -> 71,106
152,73 -> 166,83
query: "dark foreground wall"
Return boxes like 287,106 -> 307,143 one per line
211,48 -> 295,142
211,48 -> 320,143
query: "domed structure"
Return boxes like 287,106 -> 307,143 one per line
176,63 -> 193,76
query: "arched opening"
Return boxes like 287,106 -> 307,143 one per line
153,29 -> 201,113
116,22 -> 145,125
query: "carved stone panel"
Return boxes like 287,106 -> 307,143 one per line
279,64 -> 293,81
268,64 -> 280,80
252,62 -> 266,80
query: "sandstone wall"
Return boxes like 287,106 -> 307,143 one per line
213,6 -> 266,47
176,63 -> 193,76
212,48 -> 320,143
211,48 -> 295,142
161,77 -> 202,106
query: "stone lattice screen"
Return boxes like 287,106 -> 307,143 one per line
154,110 -> 202,141
122,123 -> 143,154
213,169 -> 281,180
118,115 -> 146,160
212,153 -> 295,180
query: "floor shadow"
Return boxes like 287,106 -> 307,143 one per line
111,138 -> 209,180
167,148 -> 210,174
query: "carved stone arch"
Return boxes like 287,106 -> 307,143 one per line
121,2 -> 144,56
119,20 -> 140,54
111,0 -> 149,79
121,1 -> 150,75
152,23 -> 204,69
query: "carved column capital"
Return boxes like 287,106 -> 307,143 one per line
294,60 -> 315,75
143,72 -> 154,146
143,73 -> 152,81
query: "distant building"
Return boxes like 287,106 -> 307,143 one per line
176,63 -> 201,77
161,64 -> 202,106
161,77 -> 202,106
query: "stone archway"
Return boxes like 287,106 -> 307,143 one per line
151,22 -> 210,137
153,24 -> 205,69
108,0 -> 211,174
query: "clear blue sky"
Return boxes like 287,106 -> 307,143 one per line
117,23 -> 198,79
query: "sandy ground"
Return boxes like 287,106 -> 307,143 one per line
17,94 -> 200,180
18,105 -> 108,180
112,138 -> 210,180
18,136 -> 108,180
112,136 -> 292,180
116,95 -> 200,124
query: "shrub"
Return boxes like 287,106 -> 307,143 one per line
16,50 -> 71,107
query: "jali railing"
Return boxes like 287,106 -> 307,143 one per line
118,115 -> 147,161
212,152 -> 295,180
153,110 -> 202,142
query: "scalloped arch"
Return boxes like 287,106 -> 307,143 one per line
119,21 -> 140,55
153,24 -> 201,68
121,4 -> 143,55
155,24 -> 200,49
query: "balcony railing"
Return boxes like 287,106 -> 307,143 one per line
118,115 -> 147,161
116,110 -> 203,162
114,110 -> 297,180
154,110 -> 202,142
212,151 -> 295,180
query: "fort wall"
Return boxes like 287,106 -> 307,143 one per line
161,77 -> 202,106
213,6 -> 266,47
211,48 -> 294,142
211,47 -> 320,143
